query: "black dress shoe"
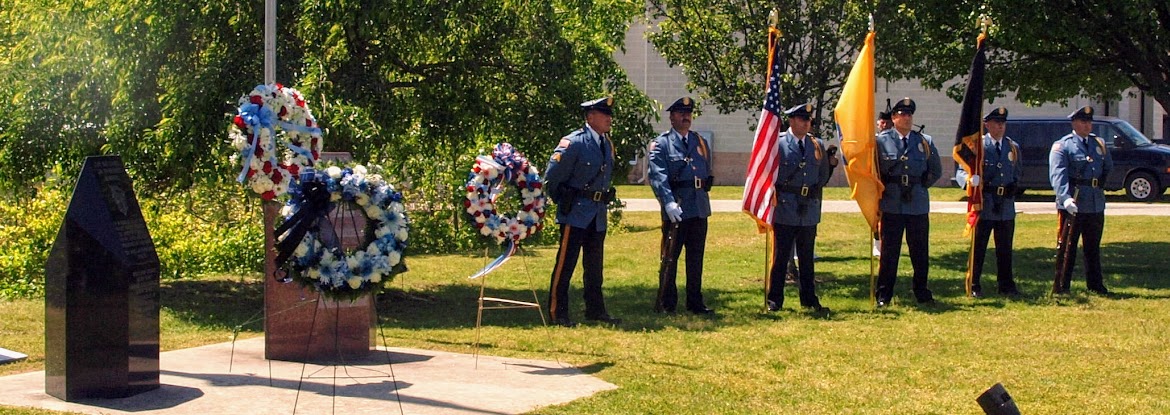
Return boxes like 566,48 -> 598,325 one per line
1087,286 -> 1111,295
553,317 -> 577,328
654,304 -> 676,314
765,300 -> 782,312
688,306 -> 715,315
875,299 -> 889,308
803,304 -> 830,313
915,292 -> 935,304
586,314 -> 622,325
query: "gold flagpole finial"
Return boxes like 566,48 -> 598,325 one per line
868,14 -> 874,32
980,15 -> 992,33
769,9 -> 779,28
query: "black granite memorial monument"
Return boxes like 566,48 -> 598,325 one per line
45,155 -> 160,400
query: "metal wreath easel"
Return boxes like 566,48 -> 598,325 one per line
231,197 -> 406,415
470,243 -> 548,368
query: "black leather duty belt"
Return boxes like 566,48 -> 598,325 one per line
882,175 -> 924,186
991,184 -> 1018,196
777,184 -> 823,198
1070,178 -> 1100,188
671,177 -> 708,190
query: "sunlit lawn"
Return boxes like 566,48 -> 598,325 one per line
4,208 -> 1170,414
616,184 -> 1148,204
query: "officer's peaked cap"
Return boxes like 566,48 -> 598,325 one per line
1068,106 -> 1093,121
983,106 -> 1008,121
581,97 -> 614,115
783,103 -> 814,119
667,97 -> 694,113
891,97 -> 916,115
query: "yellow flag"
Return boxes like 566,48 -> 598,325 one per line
834,31 -> 883,233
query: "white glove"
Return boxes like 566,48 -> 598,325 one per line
1063,198 -> 1078,215
969,174 -> 981,187
665,201 -> 683,223
872,238 -> 882,257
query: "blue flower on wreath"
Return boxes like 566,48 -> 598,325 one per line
275,162 -> 410,301
464,143 -> 547,245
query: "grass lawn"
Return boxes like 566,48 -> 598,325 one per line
615,184 -> 1145,204
4,211 -> 1170,414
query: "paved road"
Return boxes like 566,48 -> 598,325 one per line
623,198 -> 1170,216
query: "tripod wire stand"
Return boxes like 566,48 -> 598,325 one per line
471,244 -> 554,368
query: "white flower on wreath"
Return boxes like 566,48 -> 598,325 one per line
464,150 -> 547,245
229,83 -> 322,200
279,163 -> 409,300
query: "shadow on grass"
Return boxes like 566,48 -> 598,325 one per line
931,241 -> 1170,299
158,242 -> 1169,335
160,277 -> 266,331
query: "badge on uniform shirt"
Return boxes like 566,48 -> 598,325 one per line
1087,156 -> 1093,162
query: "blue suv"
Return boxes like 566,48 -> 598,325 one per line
1006,116 -> 1170,202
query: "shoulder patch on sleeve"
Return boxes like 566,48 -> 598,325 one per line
551,152 -> 562,162
1051,142 -> 1063,153
557,138 -> 571,149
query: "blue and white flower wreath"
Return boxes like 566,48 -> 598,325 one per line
228,83 -> 323,200
276,163 -> 409,299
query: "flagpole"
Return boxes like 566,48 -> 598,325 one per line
762,8 -> 780,310
963,16 -> 991,297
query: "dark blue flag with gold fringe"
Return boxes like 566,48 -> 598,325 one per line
954,31 -> 987,296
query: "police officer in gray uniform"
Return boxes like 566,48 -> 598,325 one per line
544,97 -> 621,327
874,98 -> 942,307
1050,106 -> 1113,295
648,97 -> 714,314
955,107 -> 1023,297
766,103 -> 838,312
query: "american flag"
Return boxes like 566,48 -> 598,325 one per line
742,28 -> 784,233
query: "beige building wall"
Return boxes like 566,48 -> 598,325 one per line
618,16 -> 1166,187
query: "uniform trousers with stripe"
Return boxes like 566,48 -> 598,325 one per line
656,217 -> 708,311
548,223 -> 609,320
1056,210 -> 1106,291
970,218 -> 1018,293
767,223 -> 818,307
876,213 -> 931,301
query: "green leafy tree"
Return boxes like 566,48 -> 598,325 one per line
645,0 -> 1170,134
288,0 -> 654,251
646,0 -> 874,138
0,0 -> 275,194
0,0 -> 653,254
0,0 -> 653,196
880,0 -> 1170,112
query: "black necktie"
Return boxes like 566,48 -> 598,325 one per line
681,133 -> 688,148
995,141 -> 1001,156
799,139 -> 805,156
600,134 -> 610,167
901,136 -> 908,150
